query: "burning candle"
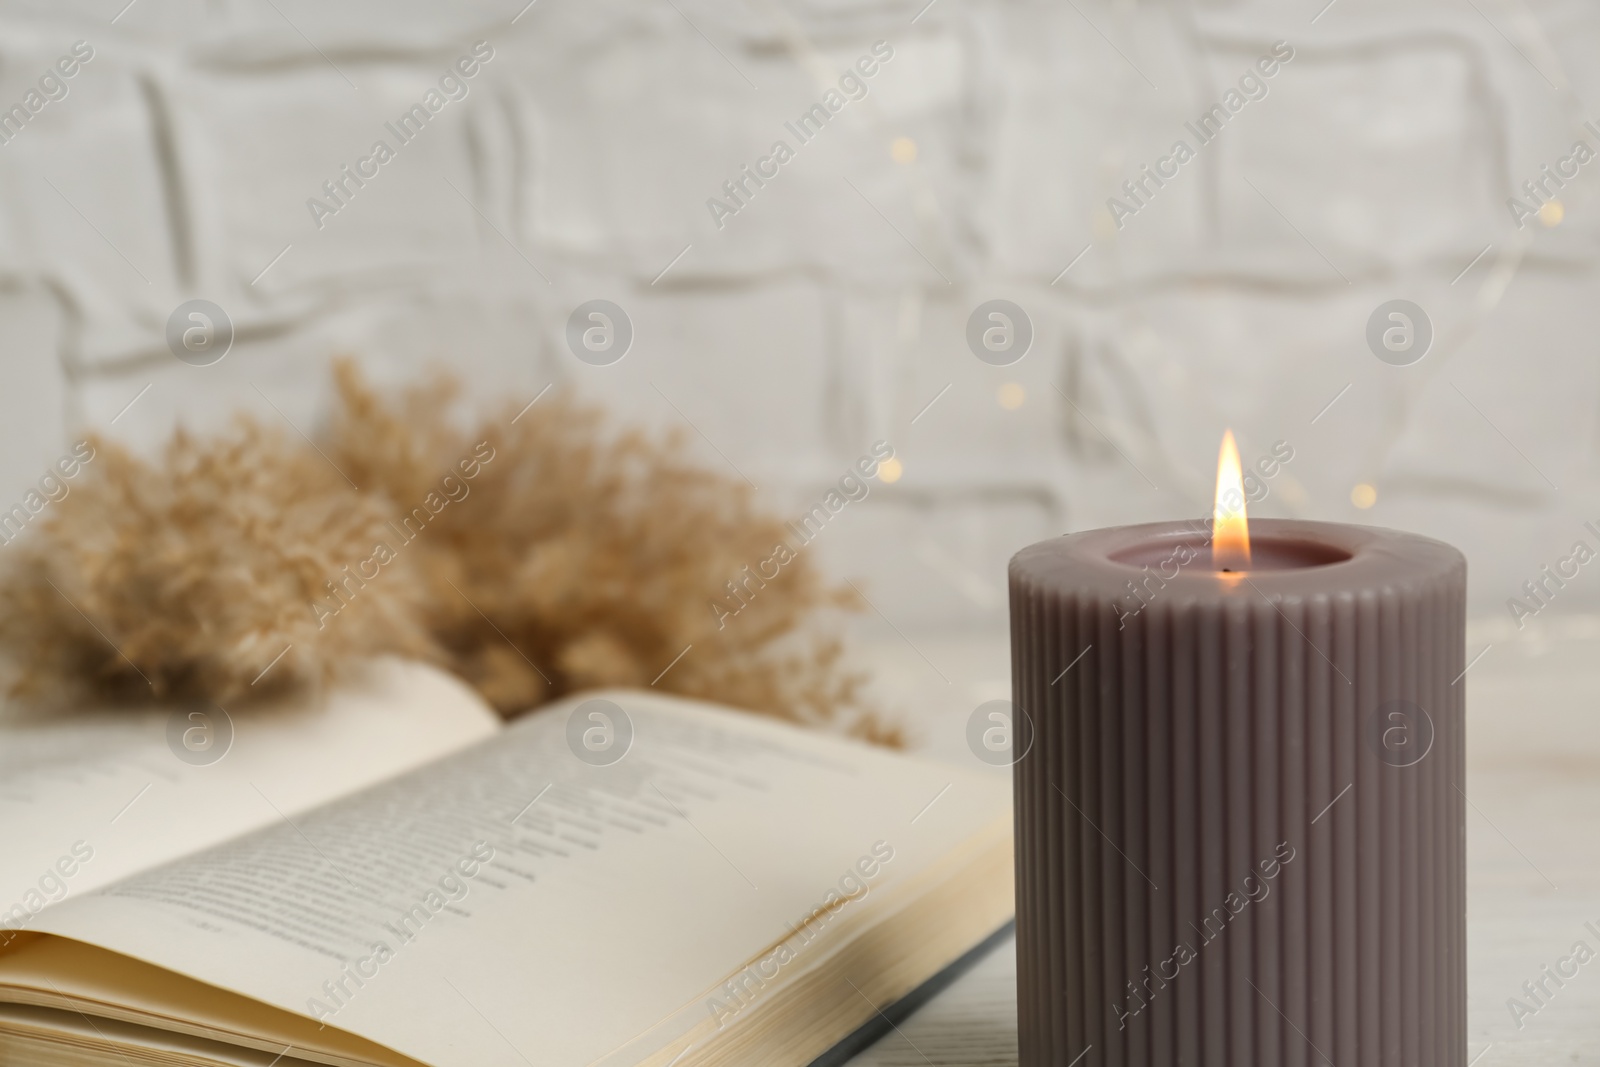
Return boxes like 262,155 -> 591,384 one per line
1009,432 -> 1466,1067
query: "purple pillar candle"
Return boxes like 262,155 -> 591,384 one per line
1009,517 -> 1465,1067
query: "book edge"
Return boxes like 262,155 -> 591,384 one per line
804,919 -> 1015,1067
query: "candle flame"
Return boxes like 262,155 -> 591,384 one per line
1213,429 -> 1251,571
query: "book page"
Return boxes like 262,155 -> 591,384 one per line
0,658 -> 500,941
20,689 -> 1010,1067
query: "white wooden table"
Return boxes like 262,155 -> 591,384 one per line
841,625 -> 1600,1066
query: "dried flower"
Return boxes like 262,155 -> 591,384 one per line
0,420 -> 438,706
325,361 -> 896,742
0,362 -> 898,744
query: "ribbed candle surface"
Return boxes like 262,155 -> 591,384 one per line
1010,519 -> 1466,1067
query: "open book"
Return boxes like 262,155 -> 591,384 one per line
0,661 -> 1014,1067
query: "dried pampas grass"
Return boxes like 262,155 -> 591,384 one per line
0,421 -> 438,706
0,362 -> 898,743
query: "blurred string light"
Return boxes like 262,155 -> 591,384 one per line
753,1 -> 1569,522
1053,14 -> 1579,519
749,0 -> 953,452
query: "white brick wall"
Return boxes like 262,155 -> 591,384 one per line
2,0 -> 1597,633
